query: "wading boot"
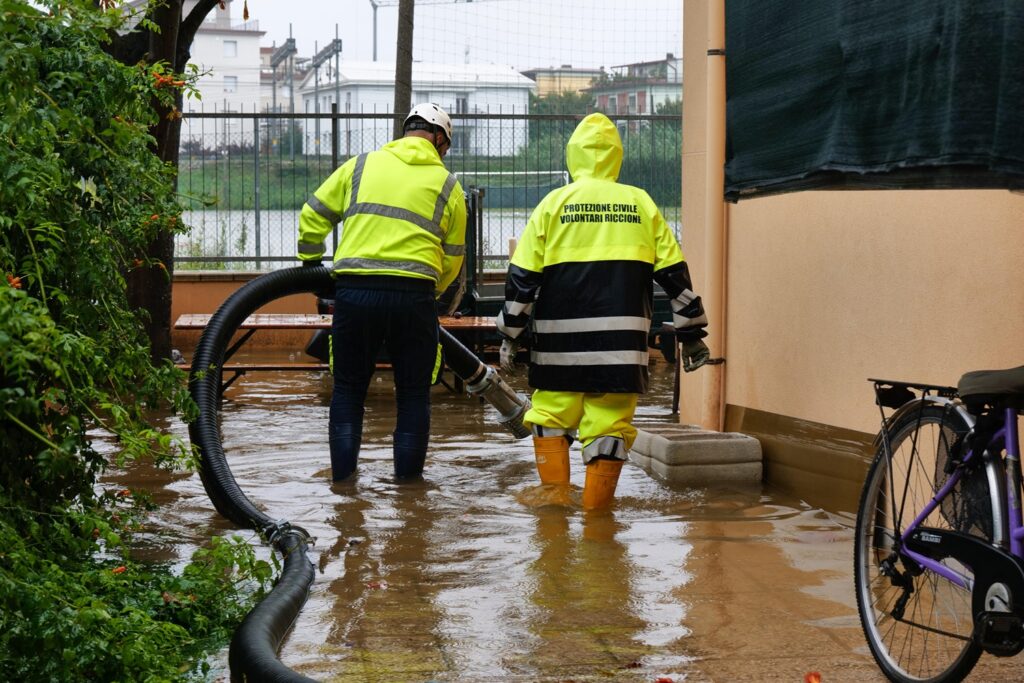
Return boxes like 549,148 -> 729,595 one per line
532,435 -> 570,485
329,424 -> 362,481
393,432 -> 429,479
582,457 -> 624,510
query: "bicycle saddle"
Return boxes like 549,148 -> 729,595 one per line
958,364 -> 1024,409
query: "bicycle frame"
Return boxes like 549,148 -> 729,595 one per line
894,404 -> 1023,589
859,378 -> 1024,678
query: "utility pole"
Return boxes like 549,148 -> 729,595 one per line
334,23 -> 341,138
270,36 -> 297,155
392,0 -> 414,139
312,36 -> 344,158
314,40 -> 319,157
369,0 -> 379,62
288,25 -> 296,160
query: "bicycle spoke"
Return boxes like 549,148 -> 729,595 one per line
855,402 -> 987,682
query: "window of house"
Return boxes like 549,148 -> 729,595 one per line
628,93 -> 637,114
456,96 -> 468,114
450,130 -> 468,154
223,75 -> 238,93
607,96 -> 617,114
223,40 -> 237,58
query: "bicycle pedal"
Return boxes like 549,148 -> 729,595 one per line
975,611 -> 1024,657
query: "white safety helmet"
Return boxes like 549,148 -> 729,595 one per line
403,102 -> 453,144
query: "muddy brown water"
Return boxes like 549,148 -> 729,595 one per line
100,357 -> 1024,682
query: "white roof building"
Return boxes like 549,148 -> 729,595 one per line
121,1 -> 264,153
180,0 -> 265,115
297,61 -> 536,157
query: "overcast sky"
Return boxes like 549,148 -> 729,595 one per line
247,0 -> 682,71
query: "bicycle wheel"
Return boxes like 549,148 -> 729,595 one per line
854,402 -> 997,683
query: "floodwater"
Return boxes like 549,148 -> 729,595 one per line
101,357 -> 1024,682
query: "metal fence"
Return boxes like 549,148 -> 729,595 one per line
176,111 -> 682,270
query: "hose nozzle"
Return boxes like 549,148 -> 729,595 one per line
467,366 -> 531,439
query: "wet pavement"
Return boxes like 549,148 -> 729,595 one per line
103,357 -> 1024,682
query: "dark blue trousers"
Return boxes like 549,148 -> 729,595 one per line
329,275 -> 438,480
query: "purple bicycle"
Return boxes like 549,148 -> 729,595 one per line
855,367 -> 1024,682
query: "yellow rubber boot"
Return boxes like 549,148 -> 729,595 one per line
582,458 -> 624,510
532,435 -> 570,485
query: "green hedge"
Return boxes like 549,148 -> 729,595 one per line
0,3 -> 271,679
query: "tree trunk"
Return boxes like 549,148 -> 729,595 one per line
109,0 -> 220,361
122,0 -> 181,361
393,0 -> 415,139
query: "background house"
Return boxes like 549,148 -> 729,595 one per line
296,61 -> 536,157
590,53 -> 682,116
181,0 -> 264,115
122,0 -> 264,153
521,65 -> 603,96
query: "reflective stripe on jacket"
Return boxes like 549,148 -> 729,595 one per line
496,113 -> 708,394
297,136 -> 467,294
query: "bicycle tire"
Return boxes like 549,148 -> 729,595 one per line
854,401 -> 997,683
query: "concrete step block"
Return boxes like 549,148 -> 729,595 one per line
630,426 -> 763,484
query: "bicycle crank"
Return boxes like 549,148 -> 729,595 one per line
905,526 -> 1024,656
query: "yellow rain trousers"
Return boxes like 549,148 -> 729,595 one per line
524,390 -> 638,464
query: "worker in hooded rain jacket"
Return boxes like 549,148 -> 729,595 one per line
297,103 -> 467,482
496,112 -> 710,510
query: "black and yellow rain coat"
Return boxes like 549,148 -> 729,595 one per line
297,136 -> 466,295
496,113 -> 707,393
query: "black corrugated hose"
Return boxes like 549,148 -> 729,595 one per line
187,266 -> 528,681
188,266 -> 333,683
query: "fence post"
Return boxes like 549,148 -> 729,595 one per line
253,112 -> 261,268
331,102 -> 339,255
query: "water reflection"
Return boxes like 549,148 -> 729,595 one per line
318,481 -> 451,677
98,357 -> 887,681
521,508 -> 649,676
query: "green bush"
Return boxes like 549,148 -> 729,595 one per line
0,2 -> 273,679
0,520 -> 274,682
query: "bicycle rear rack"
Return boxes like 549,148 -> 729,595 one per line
869,378 -> 958,410
869,378 -> 967,477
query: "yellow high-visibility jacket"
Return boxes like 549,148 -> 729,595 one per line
297,136 -> 466,295
496,113 -> 708,393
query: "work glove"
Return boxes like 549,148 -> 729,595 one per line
681,339 -> 711,373
499,338 -> 519,375
302,259 -> 321,268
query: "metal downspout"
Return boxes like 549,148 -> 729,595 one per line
703,0 -> 727,431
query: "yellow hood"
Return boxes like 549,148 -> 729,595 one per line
565,113 -> 623,182
381,135 -> 445,166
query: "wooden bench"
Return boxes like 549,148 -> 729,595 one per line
173,313 -> 495,332
185,362 -> 331,372
175,313 -> 496,392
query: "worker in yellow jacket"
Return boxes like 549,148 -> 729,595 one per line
496,112 -> 710,510
298,103 -> 467,481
